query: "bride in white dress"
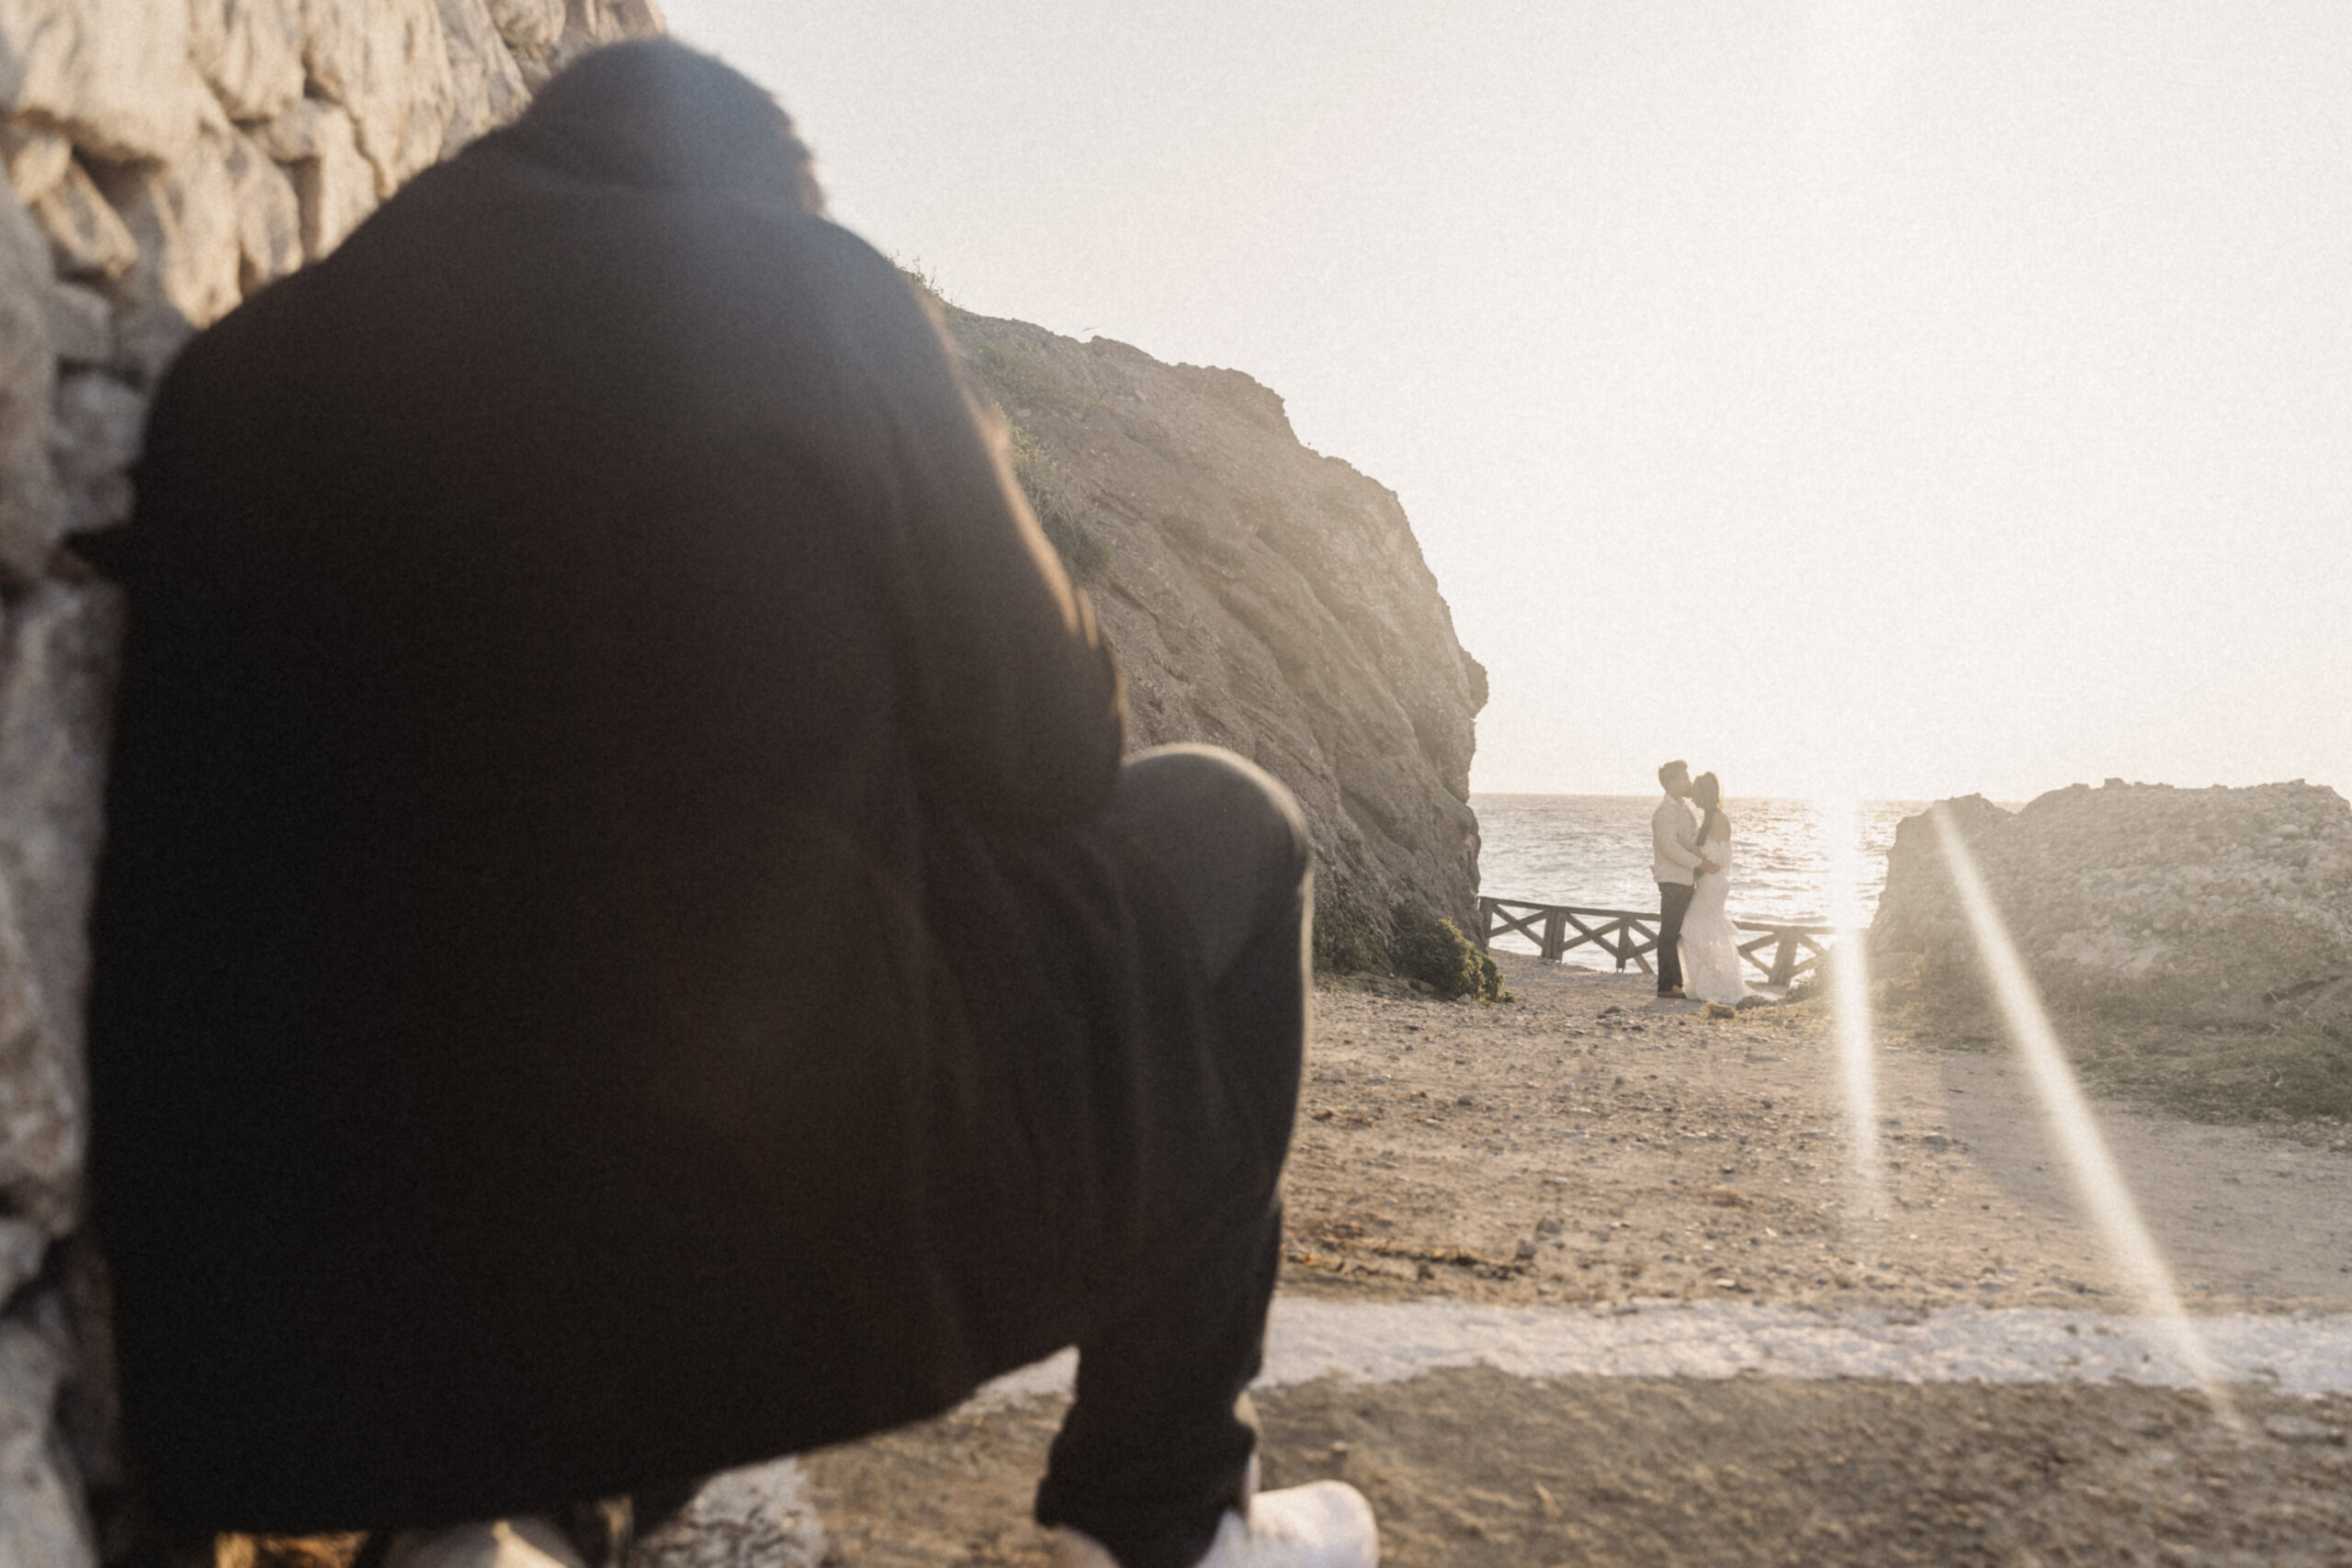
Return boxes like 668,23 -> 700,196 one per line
1679,772 -> 1749,1006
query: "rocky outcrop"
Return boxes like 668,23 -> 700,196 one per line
1870,780 -> 2352,1028
947,310 -> 1487,934
0,2 -> 661,1556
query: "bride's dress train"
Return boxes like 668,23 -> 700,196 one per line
1679,837 -> 1748,1005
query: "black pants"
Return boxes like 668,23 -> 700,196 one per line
176,747 -> 1311,1568
618,750 -> 1305,1568
1025,746 -> 1310,1568
535,747 -> 1305,1568
1655,880 -> 1694,992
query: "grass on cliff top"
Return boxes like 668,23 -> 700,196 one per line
1865,973 -> 2352,1144
897,256 -> 973,323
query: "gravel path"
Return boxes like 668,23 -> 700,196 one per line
967,1293 -> 2352,1406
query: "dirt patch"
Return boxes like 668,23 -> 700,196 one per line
801,1375 -> 2352,1568
1279,954 -> 2352,1313
2014,1012 -> 2351,1135
1872,970 -> 2352,1138
1264,1372 -> 2352,1568
799,1397 -> 1067,1568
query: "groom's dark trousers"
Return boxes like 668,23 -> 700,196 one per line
1655,882 -> 1695,994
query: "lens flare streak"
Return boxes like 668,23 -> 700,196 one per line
1929,805 -> 2242,1428
1820,795 -> 1884,1229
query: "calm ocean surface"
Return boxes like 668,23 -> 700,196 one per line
1471,795 -> 1927,962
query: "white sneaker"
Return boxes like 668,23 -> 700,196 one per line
1049,1480 -> 1378,1568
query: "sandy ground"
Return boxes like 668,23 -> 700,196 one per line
1280,957 -> 2352,1313
776,953 -> 2352,1565
798,1372 -> 2352,1568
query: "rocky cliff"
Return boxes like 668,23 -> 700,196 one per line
946,308 -> 1487,937
0,4 -> 662,1561
1870,780 -> 2352,1030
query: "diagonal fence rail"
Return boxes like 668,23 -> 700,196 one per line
1476,897 -> 1836,988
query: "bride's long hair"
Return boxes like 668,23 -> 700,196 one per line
1692,772 -> 1726,844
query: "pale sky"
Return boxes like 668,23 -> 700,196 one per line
660,1 -> 2351,803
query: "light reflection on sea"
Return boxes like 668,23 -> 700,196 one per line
1472,795 -> 1925,962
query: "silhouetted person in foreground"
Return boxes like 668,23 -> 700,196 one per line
85,40 -> 1374,1568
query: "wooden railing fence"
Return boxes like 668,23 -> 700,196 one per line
1476,897 -> 1837,989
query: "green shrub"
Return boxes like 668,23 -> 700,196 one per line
1312,905 -> 1385,976
1390,905 -> 1511,1002
1389,906 -> 1477,997
1476,950 -> 1513,1005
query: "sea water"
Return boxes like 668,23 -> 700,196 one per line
1472,795 -> 1925,961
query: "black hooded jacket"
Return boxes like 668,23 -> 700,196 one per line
85,43 -> 1193,1530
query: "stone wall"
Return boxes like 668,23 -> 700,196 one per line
1870,780 -> 2352,1029
0,3 -> 660,1560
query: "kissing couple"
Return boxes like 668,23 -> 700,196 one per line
1651,759 -> 1748,1007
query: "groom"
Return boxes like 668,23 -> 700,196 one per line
1650,760 -> 1709,998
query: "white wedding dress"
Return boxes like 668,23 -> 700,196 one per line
1679,829 -> 1749,1005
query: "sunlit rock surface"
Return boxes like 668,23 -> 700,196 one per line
0,173 -> 58,573
0,582 -> 116,1236
1872,780 -> 2352,1027
0,1319 -> 96,1568
948,310 -> 1487,933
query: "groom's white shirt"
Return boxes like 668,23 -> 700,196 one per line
1652,792 -> 1702,886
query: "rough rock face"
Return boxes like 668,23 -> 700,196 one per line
1871,780 -> 2352,1028
946,310 -> 1487,934
0,1 -> 661,1555
0,1318 -> 90,1568
0,583 -> 116,1240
